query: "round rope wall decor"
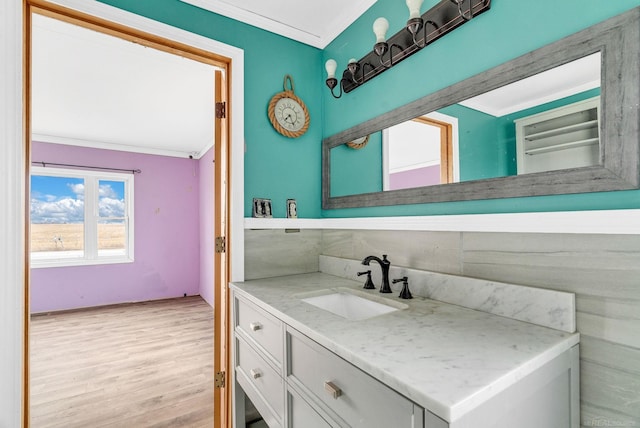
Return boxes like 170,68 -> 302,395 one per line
345,135 -> 370,149
268,75 -> 310,138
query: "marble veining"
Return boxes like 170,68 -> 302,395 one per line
244,229 -> 321,279
231,273 -> 579,423
319,255 -> 576,333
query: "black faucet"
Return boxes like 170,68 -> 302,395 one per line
392,276 -> 413,299
357,270 -> 375,289
362,254 -> 392,293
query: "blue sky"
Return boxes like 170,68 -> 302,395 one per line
31,176 -> 125,224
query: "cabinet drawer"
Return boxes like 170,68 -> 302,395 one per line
287,387 -> 334,428
287,327 -> 421,428
236,336 -> 285,426
236,296 -> 284,368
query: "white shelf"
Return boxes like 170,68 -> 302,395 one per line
525,119 -> 598,141
244,210 -> 640,234
244,218 -> 325,229
516,96 -> 600,173
525,137 -> 599,155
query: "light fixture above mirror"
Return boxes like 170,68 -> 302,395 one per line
325,0 -> 492,98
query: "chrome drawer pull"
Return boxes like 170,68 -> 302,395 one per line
250,369 -> 262,379
324,381 -> 342,399
249,322 -> 262,331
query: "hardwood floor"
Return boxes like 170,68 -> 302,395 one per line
30,296 -> 214,427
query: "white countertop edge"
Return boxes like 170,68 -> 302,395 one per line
230,281 -> 580,422
244,208 -> 640,234
447,334 -> 580,421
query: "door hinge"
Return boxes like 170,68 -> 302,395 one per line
215,101 -> 226,119
214,371 -> 226,388
215,236 -> 226,253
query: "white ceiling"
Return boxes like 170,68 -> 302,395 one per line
32,14 -> 218,159
460,53 -> 601,117
179,0 -> 378,49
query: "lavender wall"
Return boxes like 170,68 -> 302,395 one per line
389,165 -> 441,190
30,142 -> 201,313
198,147 -> 215,306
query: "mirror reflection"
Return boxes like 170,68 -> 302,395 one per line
329,52 -> 601,198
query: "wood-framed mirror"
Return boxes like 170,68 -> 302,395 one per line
322,7 -> 639,210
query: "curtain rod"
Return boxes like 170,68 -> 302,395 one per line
32,161 -> 141,174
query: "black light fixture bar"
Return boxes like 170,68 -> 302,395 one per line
340,0 -> 491,94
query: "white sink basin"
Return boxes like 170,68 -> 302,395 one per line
299,288 -> 407,321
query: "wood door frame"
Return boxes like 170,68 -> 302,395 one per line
213,69 -> 231,427
412,116 -> 454,184
22,1 -> 244,426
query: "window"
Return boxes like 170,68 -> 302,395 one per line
30,167 -> 134,268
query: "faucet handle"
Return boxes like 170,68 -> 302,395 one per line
392,276 -> 412,299
357,270 -> 375,290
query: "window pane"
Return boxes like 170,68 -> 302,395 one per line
30,175 -> 85,257
98,220 -> 126,255
98,180 -> 125,218
98,180 -> 126,255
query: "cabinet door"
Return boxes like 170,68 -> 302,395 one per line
287,327 -> 421,428
287,388 -> 335,428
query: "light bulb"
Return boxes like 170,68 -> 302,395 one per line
347,58 -> 359,76
373,17 -> 389,43
406,0 -> 424,19
325,59 -> 337,79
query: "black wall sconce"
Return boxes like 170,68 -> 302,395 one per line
325,0 -> 491,98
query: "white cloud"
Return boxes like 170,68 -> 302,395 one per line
99,184 -> 118,199
31,182 -> 124,223
31,197 -> 84,224
98,183 -> 124,219
68,183 -> 84,200
98,197 -> 125,218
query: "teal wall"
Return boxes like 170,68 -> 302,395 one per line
98,0 -> 324,219
97,0 -> 640,219
322,0 -> 640,218
331,132 -> 383,197
440,104 -> 504,181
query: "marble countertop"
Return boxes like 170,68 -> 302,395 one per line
231,272 -> 579,423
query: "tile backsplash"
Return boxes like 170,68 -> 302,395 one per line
244,227 -> 640,423
319,254 -> 575,332
244,229 -> 321,280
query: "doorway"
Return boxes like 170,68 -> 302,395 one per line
23,1 -> 237,426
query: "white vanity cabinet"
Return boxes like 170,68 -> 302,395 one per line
231,275 -> 579,428
233,293 -> 438,428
